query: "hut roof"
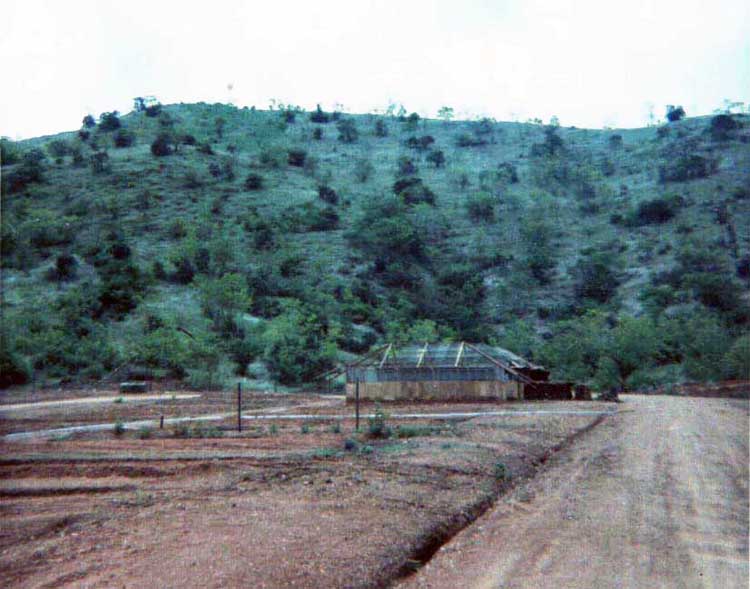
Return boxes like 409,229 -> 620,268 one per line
352,342 -> 542,371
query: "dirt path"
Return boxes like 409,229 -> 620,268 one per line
0,394 -> 200,412
400,395 -> 749,589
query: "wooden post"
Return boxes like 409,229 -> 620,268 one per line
355,379 -> 360,432
159,415 -> 164,429
237,382 -> 242,432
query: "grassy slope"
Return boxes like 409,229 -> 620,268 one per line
2,103 -> 749,386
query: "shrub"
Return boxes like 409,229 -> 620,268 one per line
310,104 -> 330,123
145,103 -> 162,117
2,149 -> 45,192
659,155 -> 716,182
710,114 -> 740,140
666,105 -> 685,122
150,133 -> 174,156
396,156 -> 417,176
573,252 -> 619,303
82,114 -> 96,128
329,422 -> 341,434
455,132 -> 485,148
367,404 -> 391,438
259,146 -> 285,168
288,149 -> 306,167
0,344 -> 30,388
336,118 -> 358,143
393,177 -> 436,206
181,134 -> 197,146
608,134 -> 623,149
244,173 -> 264,190
114,421 -> 125,435
426,149 -> 445,168
137,427 -> 153,439
628,195 -> 683,225
98,111 -> 121,131
114,128 -> 135,148
168,218 -> 188,239
47,253 -> 78,282
89,151 -> 110,174
47,139 -> 71,159
198,142 -> 214,155
465,193 -> 496,222
493,462 -> 510,481
374,119 -> 388,137
301,423 -> 310,434
312,128 -> 323,141
318,185 -> 338,205
406,135 -> 435,151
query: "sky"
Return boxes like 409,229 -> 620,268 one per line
1,0 -> 748,139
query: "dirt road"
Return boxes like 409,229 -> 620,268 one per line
401,395 -> 749,589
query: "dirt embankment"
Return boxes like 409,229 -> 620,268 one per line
400,395 -> 749,589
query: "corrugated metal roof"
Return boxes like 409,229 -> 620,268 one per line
353,342 -> 541,370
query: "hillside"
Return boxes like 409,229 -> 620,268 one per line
1,102 -> 749,391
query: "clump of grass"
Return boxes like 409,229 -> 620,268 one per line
395,424 -> 436,439
343,438 -> 359,452
312,447 -> 339,458
329,422 -> 341,434
300,423 -> 311,434
113,397 -> 124,404
113,420 -> 125,435
137,427 -> 153,439
269,423 -> 278,435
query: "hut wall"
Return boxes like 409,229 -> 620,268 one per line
523,382 -> 573,400
346,379 -> 522,403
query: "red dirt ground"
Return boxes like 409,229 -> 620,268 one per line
0,388 -> 612,588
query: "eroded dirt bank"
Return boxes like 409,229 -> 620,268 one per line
400,395 -> 749,589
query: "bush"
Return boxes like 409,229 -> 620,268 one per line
244,173 -> 264,190
312,128 -> 323,141
659,155 -> 716,182
426,150 -> 445,168
374,119 -> 388,137
710,114 -> 740,140
114,128 -> 135,148
47,253 -> 78,282
628,195 -> 683,225
89,151 -> 110,174
310,104 -> 330,123
98,111 -> 121,131
259,146 -> 285,168
666,105 -> 685,122
82,114 -> 96,128
2,149 -> 45,192
392,177 -> 436,206
336,118 -> 358,143
318,185 -> 338,205
466,193 -> 496,222
573,252 -> 619,303
0,344 -> 30,388
287,149 -> 306,167
114,421 -> 125,435
150,133 -> 174,156
367,405 -> 391,438
396,156 -> 417,176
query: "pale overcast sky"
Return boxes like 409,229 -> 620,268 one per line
1,0 -> 748,139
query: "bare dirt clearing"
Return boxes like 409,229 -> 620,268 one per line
400,395 -> 749,589
0,389 -> 612,588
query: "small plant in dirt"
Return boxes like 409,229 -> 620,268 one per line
244,173 -> 264,191
493,462 -> 510,481
329,422 -> 341,434
312,447 -> 339,458
359,444 -> 374,455
367,404 -> 391,438
172,424 -> 191,438
395,424 -> 436,438
114,396 -> 124,404
138,427 -> 153,439
301,423 -> 311,434
114,420 -> 125,435
343,438 -> 359,451
269,423 -> 278,435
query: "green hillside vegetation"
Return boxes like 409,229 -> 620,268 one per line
1,101 -> 749,391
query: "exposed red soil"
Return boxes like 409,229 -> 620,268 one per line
0,389 -> 611,588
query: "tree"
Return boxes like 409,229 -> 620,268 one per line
666,105 -> 686,122
437,106 -> 454,122
98,111 -> 121,131
82,114 -> 96,128
427,149 -> 445,168
573,251 -> 619,303
520,212 -> 557,284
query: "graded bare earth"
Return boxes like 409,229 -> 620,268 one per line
0,389 -> 609,588
400,394 -> 749,589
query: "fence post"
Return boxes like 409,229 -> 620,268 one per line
355,379 -> 360,432
237,382 -> 242,433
